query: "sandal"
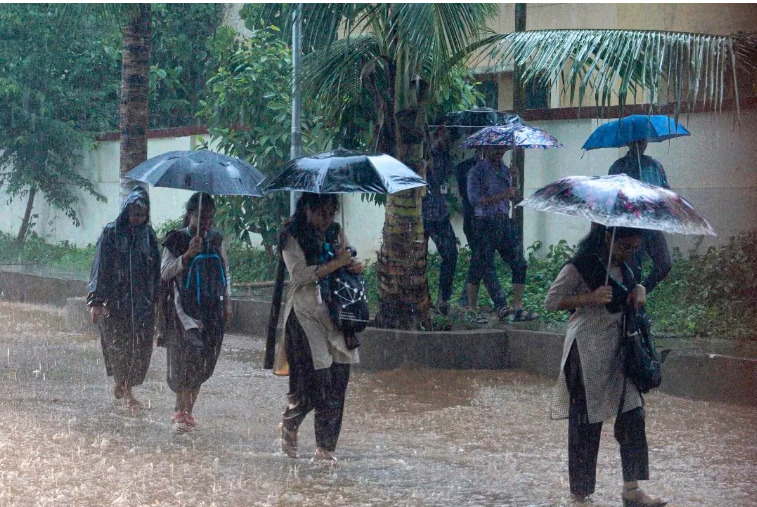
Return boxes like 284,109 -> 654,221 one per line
496,306 -> 512,321
279,422 -> 298,458
511,309 -> 539,322
622,487 -> 667,507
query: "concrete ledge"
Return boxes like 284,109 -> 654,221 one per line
0,269 -> 87,306
2,271 -> 749,407
661,351 -> 757,406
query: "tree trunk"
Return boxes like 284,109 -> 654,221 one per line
14,187 -> 36,247
374,52 -> 431,330
119,4 -> 151,204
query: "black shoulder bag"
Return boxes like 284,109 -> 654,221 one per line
622,304 -> 662,393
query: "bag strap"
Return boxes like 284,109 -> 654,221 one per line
264,254 -> 287,369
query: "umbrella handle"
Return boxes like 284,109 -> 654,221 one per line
604,227 -> 616,286
197,197 -> 202,239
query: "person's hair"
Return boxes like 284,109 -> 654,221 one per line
279,193 -> 339,261
183,192 -> 215,227
570,223 -> 643,262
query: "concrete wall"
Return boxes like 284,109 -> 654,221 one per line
2,108 -> 755,260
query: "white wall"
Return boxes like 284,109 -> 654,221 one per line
1,110 -> 755,262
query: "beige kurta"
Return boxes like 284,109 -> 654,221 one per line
545,263 -> 642,424
273,227 -> 359,375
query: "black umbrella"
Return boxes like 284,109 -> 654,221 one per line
262,147 -> 427,194
124,150 -> 265,197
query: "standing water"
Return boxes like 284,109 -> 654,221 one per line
0,301 -> 754,506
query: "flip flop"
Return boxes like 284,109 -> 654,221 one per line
512,309 -> 539,322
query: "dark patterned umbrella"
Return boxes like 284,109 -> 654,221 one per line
459,124 -> 564,150
262,147 -> 426,194
519,174 -> 715,236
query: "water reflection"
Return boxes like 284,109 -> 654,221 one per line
0,301 -> 754,506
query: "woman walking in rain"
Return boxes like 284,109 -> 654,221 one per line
161,192 -> 232,432
274,193 -> 362,461
544,224 -> 666,507
87,187 -> 161,410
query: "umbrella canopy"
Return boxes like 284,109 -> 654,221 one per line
519,174 -> 715,236
262,147 -> 427,194
124,150 -> 265,197
582,114 -> 691,150
432,108 -> 521,129
459,124 -> 564,150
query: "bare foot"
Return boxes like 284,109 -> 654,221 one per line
114,384 -> 125,400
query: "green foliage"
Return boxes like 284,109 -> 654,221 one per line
0,4 -> 109,239
199,27 -> 331,248
0,231 -> 95,272
149,4 -> 226,128
648,231 -> 757,340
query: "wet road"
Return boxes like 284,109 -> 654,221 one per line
0,301 -> 755,506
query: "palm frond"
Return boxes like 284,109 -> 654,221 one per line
487,29 -> 754,120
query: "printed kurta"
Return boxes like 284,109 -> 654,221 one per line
545,263 -> 642,423
274,226 -> 359,374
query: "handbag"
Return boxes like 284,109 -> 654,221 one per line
622,305 -> 662,393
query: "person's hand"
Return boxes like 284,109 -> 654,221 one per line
185,235 -> 203,261
587,285 -> 613,305
347,259 -> 364,274
90,306 -> 103,324
335,249 -> 353,268
224,299 -> 233,321
629,284 -> 646,310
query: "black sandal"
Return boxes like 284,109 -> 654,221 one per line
511,309 -> 539,322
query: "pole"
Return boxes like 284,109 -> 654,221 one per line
290,3 -> 303,216
512,4 -> 527,241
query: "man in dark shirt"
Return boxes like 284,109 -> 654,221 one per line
424,127 -> 458,315
465,146 -> 538,322
609,140 -> 672,292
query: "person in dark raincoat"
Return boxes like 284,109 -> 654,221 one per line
87,187 -> 161,409
160,192 -> 232,432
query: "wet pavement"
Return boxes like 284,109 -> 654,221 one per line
0,301 -> 755,506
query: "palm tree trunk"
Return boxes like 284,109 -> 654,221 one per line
374,48 -> 431,330
14,187 -> 36,247
119,4 -> 151,203
512,4 -> 526,237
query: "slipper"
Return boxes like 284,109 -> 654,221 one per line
511,309 -> 539,322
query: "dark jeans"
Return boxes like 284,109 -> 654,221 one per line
424,217 -> 459,302
631,230 -> 671,293
564,342 -> 649,497
459,211 -> 500,306
282,312 -> 351,452
466,216 -> 527,309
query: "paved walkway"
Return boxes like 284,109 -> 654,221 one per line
0,301 -> 755,506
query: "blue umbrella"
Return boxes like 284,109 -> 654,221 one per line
582,115 -> 691,150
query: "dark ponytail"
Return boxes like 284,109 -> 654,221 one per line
570,223 -> 643,263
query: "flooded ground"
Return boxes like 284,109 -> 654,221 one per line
0,301 -> 755,506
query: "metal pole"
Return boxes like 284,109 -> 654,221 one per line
290,3 -> 303,215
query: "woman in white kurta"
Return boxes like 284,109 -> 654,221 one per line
275,193 -> 361,461
545,224 -> 666,507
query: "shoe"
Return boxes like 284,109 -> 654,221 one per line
312,447 -> 337,462
622,488 -> 667,507
279,422 -> 298,458
571,493 -> 592,503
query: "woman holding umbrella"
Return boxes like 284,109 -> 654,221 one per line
160,192 -> 232,432
544,223 -> 666,507
87,187 -> 161,410
273,193 -> 363,461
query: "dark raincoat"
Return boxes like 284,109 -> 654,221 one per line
87,187 -> 161,386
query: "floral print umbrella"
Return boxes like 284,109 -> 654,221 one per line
519,174 -> 715,236
459,124 -> 564,150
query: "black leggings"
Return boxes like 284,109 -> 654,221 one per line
282,312 -> 351,452
564,342 -> 649,497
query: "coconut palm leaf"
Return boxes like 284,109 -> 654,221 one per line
486,29 -> 756,121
